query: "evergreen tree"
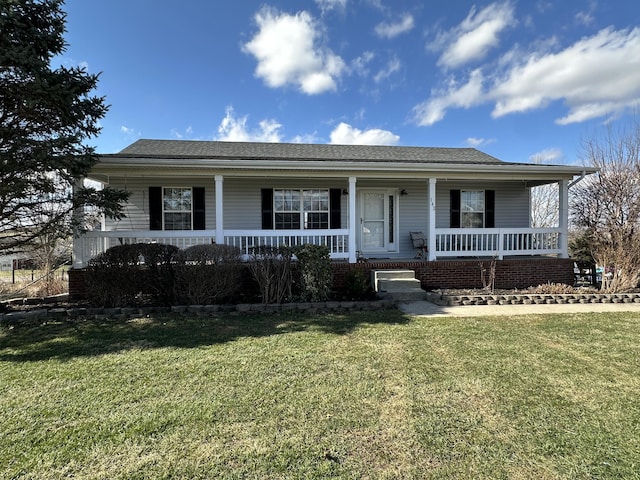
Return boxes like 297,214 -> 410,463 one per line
0,0 -> 129,254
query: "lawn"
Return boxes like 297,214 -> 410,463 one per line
1,310 -> 639,479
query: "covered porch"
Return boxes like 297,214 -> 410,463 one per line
72,175 -> 571,267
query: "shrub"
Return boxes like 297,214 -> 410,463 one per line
85,243 -> 178,307
293,244 -> 332,302
247,246 -> 294,304
137,243 -> 179,305
85,244 -> 144,307
342,269 -> 372,300
173,244 -> 242,305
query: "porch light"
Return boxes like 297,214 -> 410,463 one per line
342,188 -> 348,195
400,189 -> 408,196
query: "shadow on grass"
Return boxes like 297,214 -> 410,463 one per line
0,309 -> 409,362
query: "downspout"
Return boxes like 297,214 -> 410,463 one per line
568,170 -> 587,188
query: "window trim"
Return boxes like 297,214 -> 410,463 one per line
162,186 -> 194,231
273,188 -> 330,230
460,189 -> 485,229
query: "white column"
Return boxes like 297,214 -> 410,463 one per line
348,176 -> 357,263
215,175 -> 224,244
559,179 -> 569,258
72,177 -> 86,268
427,178 -> 437,261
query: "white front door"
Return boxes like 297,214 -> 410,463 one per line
359,190 -> 397,254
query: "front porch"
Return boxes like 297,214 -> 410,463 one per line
72,226 -> 565,268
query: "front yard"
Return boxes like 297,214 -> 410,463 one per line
1,310 -> 639,479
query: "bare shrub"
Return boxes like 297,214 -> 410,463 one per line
479,257 -> 496,293
248,246 -> 294,304
173,244 -> 242,305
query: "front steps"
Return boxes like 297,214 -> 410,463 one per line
372,269 -> 426,302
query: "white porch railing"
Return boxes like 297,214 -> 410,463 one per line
74,229 -> 350,267
434,228 -> 562,259
224,229 -> 349,259
74,227 -> 562,267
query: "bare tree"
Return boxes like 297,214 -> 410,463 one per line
571,118 -> 640,292
530,155 -> 559,228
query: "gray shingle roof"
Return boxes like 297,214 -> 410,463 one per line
117,139 -> 507,165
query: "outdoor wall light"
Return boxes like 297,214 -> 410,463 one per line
400,189 -> 408,196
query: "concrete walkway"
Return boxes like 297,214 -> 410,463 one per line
398,300 -> 640,317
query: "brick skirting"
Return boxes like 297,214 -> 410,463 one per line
332,258 -> 574,291
68,257 -> 574,300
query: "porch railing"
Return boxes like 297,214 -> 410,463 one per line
74,229 -> 350,267
434,228 -> 562,259
74,227 -> 563,267
224,229 -> 349,259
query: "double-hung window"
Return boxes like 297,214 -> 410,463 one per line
274,189 -> 329,230
163,187 -> 192,230
461,190 -> 484,228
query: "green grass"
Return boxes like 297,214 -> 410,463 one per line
1,310 -> 639,479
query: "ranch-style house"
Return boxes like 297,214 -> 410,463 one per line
70,139 -> 596,294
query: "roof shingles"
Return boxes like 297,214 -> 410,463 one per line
117,139 -> 506,165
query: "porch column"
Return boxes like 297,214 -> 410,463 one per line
559,179 -> 569,258
71,177 -> 86,268
427,177 -> 437,261
348,176 -> 357,263
215,175 -> 224,244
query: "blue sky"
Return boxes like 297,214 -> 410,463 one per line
59,0 -> 640,164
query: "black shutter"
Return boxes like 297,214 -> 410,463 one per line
193,187 -> 205,230
149,187 -> 162,230
329,188 -> 341,229
261,188 -> 273,229
485,190 -> 495,228
450,189 -> 461,228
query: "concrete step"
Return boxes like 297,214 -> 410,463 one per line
377,277 -> 426,302
371,269 -> 416,291
377,278 -> 423,292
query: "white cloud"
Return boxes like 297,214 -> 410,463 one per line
216,107 -> 283,142
243,7 -> 346,95
415,26 -> 640,127
413,69 -> 485,126
351,51 -> 375,77
431,1 -> 515,69
315,0 -> 346,14
373,56 -> 401,83
329,122 -> 399,145
529,148 -> 563,163
170,126 -> 193,139
465,137 -> 495,148
291,132 -> 321,144
120,125 -> 140,138
492,27 -> 640,124
374,13 -> 415,39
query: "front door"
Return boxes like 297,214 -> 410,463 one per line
359,190 -> 397,254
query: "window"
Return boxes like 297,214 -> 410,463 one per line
274,189 -> 301,229
461,190 -> 484,228
163,187 -> 192,230
274,189 -> 329,230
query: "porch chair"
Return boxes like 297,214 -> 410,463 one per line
410,231 -> 428,259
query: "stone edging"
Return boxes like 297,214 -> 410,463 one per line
425,291 -> 640,306
0,300 -> 397,326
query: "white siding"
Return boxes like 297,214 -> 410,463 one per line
104,177 -> 215,231
102,176 -> 531,257
435,181 -> 530,228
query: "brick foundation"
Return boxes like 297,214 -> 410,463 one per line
69,258 -> 575,301
332,258 -> 574,291
68,268 -> 87,300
